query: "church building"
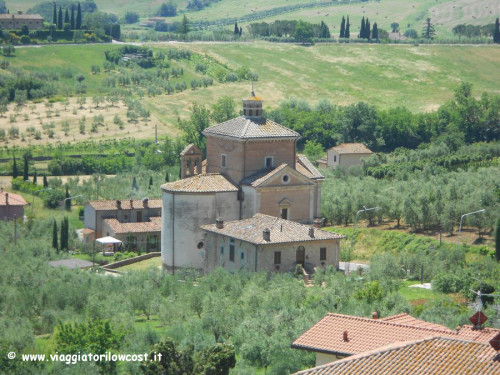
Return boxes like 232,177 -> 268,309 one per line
161,93 -> 329,272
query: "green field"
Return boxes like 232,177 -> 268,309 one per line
12,0 -> 500,38
6,42 -> 500,135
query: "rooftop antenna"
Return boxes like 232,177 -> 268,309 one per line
468,275 -> 500,329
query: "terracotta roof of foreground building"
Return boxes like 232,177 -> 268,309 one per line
201,213 -> 344,245
292,313 -> 500,357
202,117 -> 300,140
0,191 -> 28,206
296,154 -> 324,180
329,143 -> 372,154
88,199 -> 161,210
103,217 -> 161,234
293,337 -> 500,375
161,173 -> 238,193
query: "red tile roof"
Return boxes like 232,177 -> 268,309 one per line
329,143 -> 372,154
292,313 -> 500,357
293,337 -> 500,375
296,154 -> 324,180
0,191 -> 28,206
88,199 -> 161,210
161,173 -> 238,193
201,213 -> 344,245
103,217 -> 161,234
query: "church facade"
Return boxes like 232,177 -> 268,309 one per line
161,94 -> 326,272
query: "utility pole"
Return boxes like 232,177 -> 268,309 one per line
347,206 -> 379,275
457,209 -> 486,250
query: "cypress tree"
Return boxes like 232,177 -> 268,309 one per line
76,3 -> 82,30
234,22 -> 239,35
43,174 -> 48,188
58,6 -> 63,30
494,18 -> 500,44
52,219 -> 58,252
366,18 -> 371,40
372,22 -> 379,41
64,8 -> 70,25
345,16 -> 350,39
239,27 -> 242,36
33,170 -> 37,185
70,5 -> 75,30
52,3 -> 57,26
149,176 -> 153,189
340,16 -> 346,38
65,186 -> 71,210
23,154 -> 29,182
165,171 -> 170,182
12,156 -> 18,178
132,176 -> 138,190
60,216 -> 69,251
360,17 -> 365,39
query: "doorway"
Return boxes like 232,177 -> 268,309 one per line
296,246 -> 305,266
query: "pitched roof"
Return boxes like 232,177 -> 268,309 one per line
0,14 -> 44,20
201,213 -> 344,245
0,191 -> 28,206
103,217 -> 161,234
87,199 -> 161,211
379,313 -> 453,331
203,116 -> 300,140
329,143 -> 372,154
161,173 -> 238,193
296,154 -> 324,180
180,143 -> 202,156
293,337 -> 500,375
292,313 -> 500,357
292,312 -> 457,356
240,164 -> 289,187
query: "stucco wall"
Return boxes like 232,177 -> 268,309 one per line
315,352 -> 339,367
327,150 -> 372,169
162,190 -> 239,270
204,233 -> 340,273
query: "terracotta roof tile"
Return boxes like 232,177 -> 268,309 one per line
240,164 -> 288,187
329,143 -> 372,154
88,199 -> 161,210
203,116 -> 300,140
103,217 -> 161,234
201,213 -> 344,245
293,337 -> 500,375
161,173 -> 238,193
180,143 -> 202,156
0,191 -> 28,206
296,154 -> 324,180
292,313 -> 500,357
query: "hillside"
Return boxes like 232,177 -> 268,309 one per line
10,0 -> 500,38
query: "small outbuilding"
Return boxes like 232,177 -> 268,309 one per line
318,143 -> 373,170
0,189 -> 28,221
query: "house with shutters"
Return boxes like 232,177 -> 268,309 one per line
161,92 -> 339,272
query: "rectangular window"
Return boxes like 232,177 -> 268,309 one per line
221,154 -> 227,168
333,155 -> 337,162
280,208 -> 288,220
274,251 -> 281,265
137,211 -> 142,222
230,245 -> 235,262
265,156 -> 273,168
241,252 -> 245,260
320,248 -> 327,261
220,246 -> 224,255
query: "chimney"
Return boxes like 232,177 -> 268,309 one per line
263,228 -> 271,242
313,218 -> 323,229
372,311 -> 378,319
143,198 -> 149,208
129,199 -> 133,208
343,331 -> 349,341
18,11 -> 22,15
116,200 -> 121,209
215,218 -> 224,229
308,227 -> 314,238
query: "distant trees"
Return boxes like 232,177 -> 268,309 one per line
294,20 -> 314,44
76,2 -> 82,30
372,23 -> 379,41
340,16 -> 346,38
157,1 -> 177,17
124,11 -> 139,24
345,16 -> 350,38
178,15 -> 190,36
52,219 -> 58,251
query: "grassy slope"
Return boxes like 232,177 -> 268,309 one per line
14,0 -> 500,37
